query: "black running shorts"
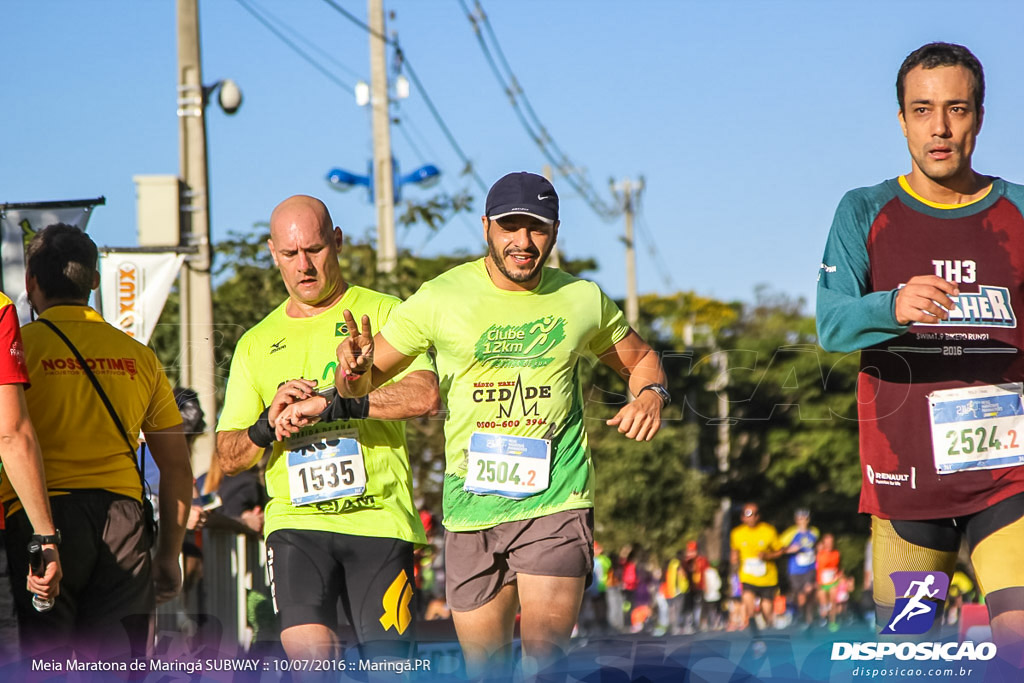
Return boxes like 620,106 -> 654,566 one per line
266,529 -> 416,653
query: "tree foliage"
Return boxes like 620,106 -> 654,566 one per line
589,418 -> 716,556
583,286 -> 865,565
714,288 -> 862,534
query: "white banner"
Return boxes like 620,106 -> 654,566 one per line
99,252 -> 185,344
1,200 -> 102,323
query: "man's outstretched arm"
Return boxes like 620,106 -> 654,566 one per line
598,330 -> 667,442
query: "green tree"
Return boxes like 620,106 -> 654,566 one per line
582,287 -> 865,564
589,418 -> 715,558
580,290 -> 731,560
714,287 -> 864,550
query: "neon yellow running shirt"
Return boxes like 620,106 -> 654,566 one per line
380,259 -> 629,531
218,285 -> 430,543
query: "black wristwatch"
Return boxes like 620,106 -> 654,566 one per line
638,383 -> 671,406
31,530 -> 61,546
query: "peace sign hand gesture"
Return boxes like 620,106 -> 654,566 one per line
335,309 -> 374,396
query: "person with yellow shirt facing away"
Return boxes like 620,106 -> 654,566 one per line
730,502 -> 783,633
663,551 -> 689,635
2,224 -> 193,661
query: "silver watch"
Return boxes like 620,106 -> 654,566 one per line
638,383 -> 671,406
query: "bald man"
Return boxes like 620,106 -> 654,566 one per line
215,195 -> 438,662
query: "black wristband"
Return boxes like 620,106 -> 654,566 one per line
348,395 -> 370,419
319,395 -> 370,422
31,530 -> 61,546
319,394 -> 350,422
247,407 -> 275,447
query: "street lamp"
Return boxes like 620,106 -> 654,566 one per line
203,78 -> 243,115
325,159 -> 440,203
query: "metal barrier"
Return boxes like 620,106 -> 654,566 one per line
155,513 -> 269,654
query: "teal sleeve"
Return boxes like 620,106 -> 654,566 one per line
999,179 -> 1024,219
815,186 -> 908,353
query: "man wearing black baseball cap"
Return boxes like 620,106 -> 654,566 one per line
299,170 -> 669,675
479,171 -> 561,289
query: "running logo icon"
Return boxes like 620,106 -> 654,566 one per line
379,569 -> 413,635
881,571 -> 950,635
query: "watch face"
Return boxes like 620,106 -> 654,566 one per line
644,384 -> 671,405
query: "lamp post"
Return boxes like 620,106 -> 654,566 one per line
326,160 -> 440,202
177,0 -> 241,471
325,159 -> 440,270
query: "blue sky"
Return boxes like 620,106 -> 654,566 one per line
5,0 -> 1024,308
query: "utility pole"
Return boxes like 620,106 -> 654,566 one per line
369,0 -> 396,273
542,164 -> 560,268
710,345 -> 732,566
177,0 -> 217,469
610,178 -> 643,329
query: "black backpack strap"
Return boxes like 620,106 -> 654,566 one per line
36,318 -> 147,487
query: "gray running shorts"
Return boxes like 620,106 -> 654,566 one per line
444,508 -> 594,612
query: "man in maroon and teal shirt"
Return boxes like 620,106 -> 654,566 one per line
817,42 -> 1024,653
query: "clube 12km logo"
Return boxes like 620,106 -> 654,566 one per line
832,572 -> 996,662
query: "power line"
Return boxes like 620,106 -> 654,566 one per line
247,0 -> 365,82
400,57 -> 489,193
395,109 -> 444,168
234,0 -> 482,247
459,0 -> 620,221
473,2 -> 581,182
320,0 -> 379,40
395,118 -> 482,247
234,0 -> 356,92
393,118 -> 430,167
319,0 -> 489,194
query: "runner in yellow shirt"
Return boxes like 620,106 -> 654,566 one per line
730,502 -> 783,633
216,195 -> 437,663
322,172 -> 668,676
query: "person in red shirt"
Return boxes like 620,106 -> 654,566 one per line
816,534 -> 841,631
0,291 -> 62,610
682,541 -> 709,632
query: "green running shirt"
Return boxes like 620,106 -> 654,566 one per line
218,285 -> 430,544
380,259 -> 630,531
